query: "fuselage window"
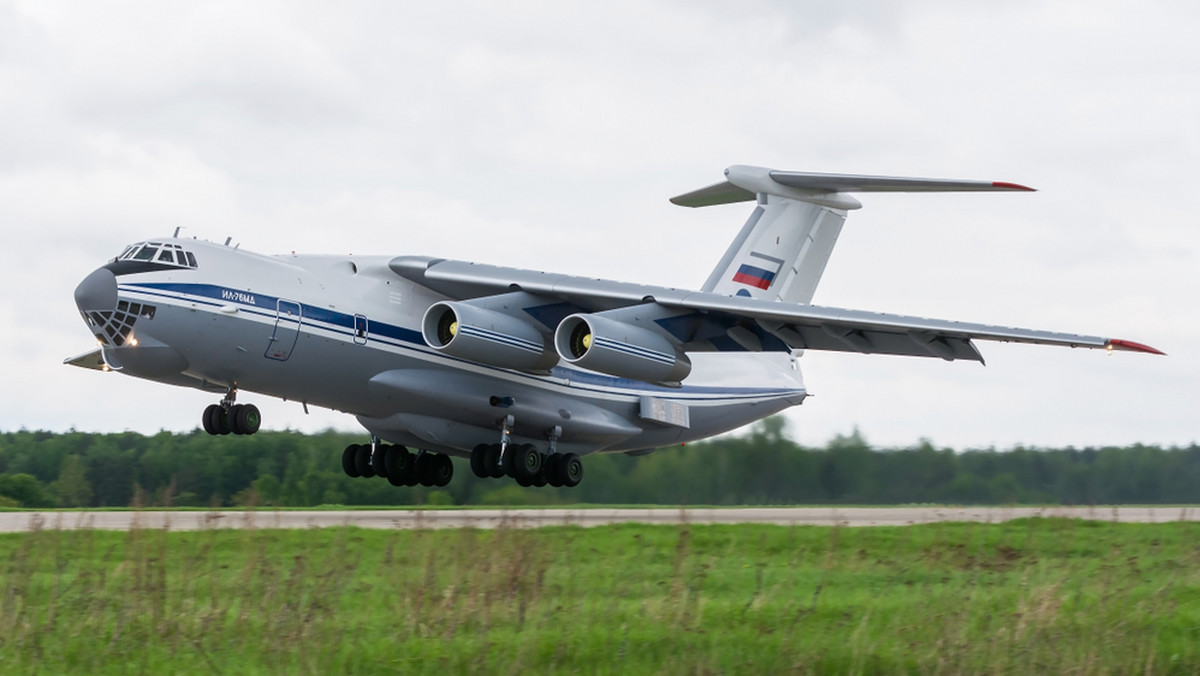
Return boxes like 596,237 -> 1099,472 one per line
133,247 -> 157,261
185,252 -> 197,268
175,250 -> 188,265
158,249 -> 175,262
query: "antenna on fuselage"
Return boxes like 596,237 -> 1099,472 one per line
224,236 -> 232,246
173,226 -> 182,237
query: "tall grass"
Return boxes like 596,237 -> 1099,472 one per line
1,514 -> 1199,674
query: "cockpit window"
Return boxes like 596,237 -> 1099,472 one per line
111,241 -> 199,270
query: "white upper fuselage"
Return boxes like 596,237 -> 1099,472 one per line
77,237 -> 807,457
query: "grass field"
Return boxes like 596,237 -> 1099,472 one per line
2,516 -> 1198,674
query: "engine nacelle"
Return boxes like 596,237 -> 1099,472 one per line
554,313 -> 691,385
422,301 -> 558,372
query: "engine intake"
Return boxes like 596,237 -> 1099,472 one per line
554,314 -> 691,385
421,301 -> 557,372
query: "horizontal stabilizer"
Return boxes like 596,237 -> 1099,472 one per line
671,165 -> 1034,208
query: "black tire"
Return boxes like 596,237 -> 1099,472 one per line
229,405 -> 244,435
531,469 -> 547,488
561,453 -> 583,488
430,454 -> 453,487
502,446 -> 517,478
415,453 -> 434,487
342,444 -> 360,478
216,407 -> 232,435
544,454 -> 563,487
235,404 -> 261,435
513,444 -> 542,481
355,444 -> 375,478
515,475 -> 532,487
470,444 -> 489,478
384,446 -> 412,487
485,444 -> 504,479
370,445 -> 388,478
202,404 -> 221,435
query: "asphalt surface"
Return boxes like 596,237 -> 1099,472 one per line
1,506 -> 1195,532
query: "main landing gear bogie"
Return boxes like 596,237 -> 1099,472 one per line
468,443 -> 582,488
342,443 -> 453,488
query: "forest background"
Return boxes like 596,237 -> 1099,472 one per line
1,417 -> 1197,509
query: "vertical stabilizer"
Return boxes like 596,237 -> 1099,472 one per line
671,165 -> 1035,305
700,196 -> 847,305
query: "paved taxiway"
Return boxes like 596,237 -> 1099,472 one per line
1,506 -> 1195,532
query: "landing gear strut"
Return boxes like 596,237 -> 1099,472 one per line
201,387 -> 261,436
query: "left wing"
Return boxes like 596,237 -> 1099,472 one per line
390,256 -> 1163,368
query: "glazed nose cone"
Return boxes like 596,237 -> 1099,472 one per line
74,267 -> 118,312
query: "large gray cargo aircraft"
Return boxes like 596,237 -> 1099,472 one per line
67,165 -> 1162,489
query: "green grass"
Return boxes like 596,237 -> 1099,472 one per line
2,517 -> 1199,674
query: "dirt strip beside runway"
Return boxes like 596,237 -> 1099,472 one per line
1,506 -> 1196,532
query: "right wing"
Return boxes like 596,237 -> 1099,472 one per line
390,257 -> 1164,365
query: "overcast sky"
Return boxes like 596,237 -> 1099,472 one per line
2,0 -> 1196,449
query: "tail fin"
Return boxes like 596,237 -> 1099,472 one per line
672,165 -> 1034,305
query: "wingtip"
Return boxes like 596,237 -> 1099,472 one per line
992,181 -> 1037,192
1106,338 -> 1166,356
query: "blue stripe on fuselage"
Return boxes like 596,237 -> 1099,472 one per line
118,281 -> 803,400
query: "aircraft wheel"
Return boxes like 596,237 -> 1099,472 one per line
531,466 -> 548,488
202,404 -> 221,435
415,453 -> 434,487
485,444 -> 504,479
544,454 -> 563,488
229,405 -> 244,434
385,446 -> 414,487
355,444 -> 375,478
470,444 -> 489,478
515,475 -> 532,487
216,407 -> 232,435
429,454 -> 454,487
513,444 -> 542,482
560,453 -> 583,488
370,445 -> 389,478
342,444 -> 361,478
235,404 -> 261,435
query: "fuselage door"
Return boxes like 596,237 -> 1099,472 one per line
265,299 -> 302,361
353,314 -> 369,345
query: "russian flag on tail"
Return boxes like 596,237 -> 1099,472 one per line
731,252 -> 784,290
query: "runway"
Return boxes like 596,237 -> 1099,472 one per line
1,505 -> 1196,532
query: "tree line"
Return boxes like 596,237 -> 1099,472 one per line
0,418 -> 1197,508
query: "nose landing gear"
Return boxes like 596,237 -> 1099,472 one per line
201,388 -> 261,436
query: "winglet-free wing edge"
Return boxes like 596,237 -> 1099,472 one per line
1106,338 -> 1166,356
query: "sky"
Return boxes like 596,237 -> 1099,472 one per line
2,0 -> 1196,450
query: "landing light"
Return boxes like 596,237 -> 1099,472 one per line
129,337 -> 139,347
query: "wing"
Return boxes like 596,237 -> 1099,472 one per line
390,256 -> 1163,367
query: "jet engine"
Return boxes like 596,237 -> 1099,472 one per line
554,314 -> 691,385
422,301 -> 558,372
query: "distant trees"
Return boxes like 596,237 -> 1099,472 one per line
0,420 -> 1197,508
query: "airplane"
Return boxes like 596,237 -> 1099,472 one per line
66,165 -> 1163,489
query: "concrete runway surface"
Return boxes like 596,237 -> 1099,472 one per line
1,506 -> 1196,532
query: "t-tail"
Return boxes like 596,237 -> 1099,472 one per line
672,165 -> 1035,305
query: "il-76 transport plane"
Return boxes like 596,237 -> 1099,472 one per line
67,165 -> 1162,489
